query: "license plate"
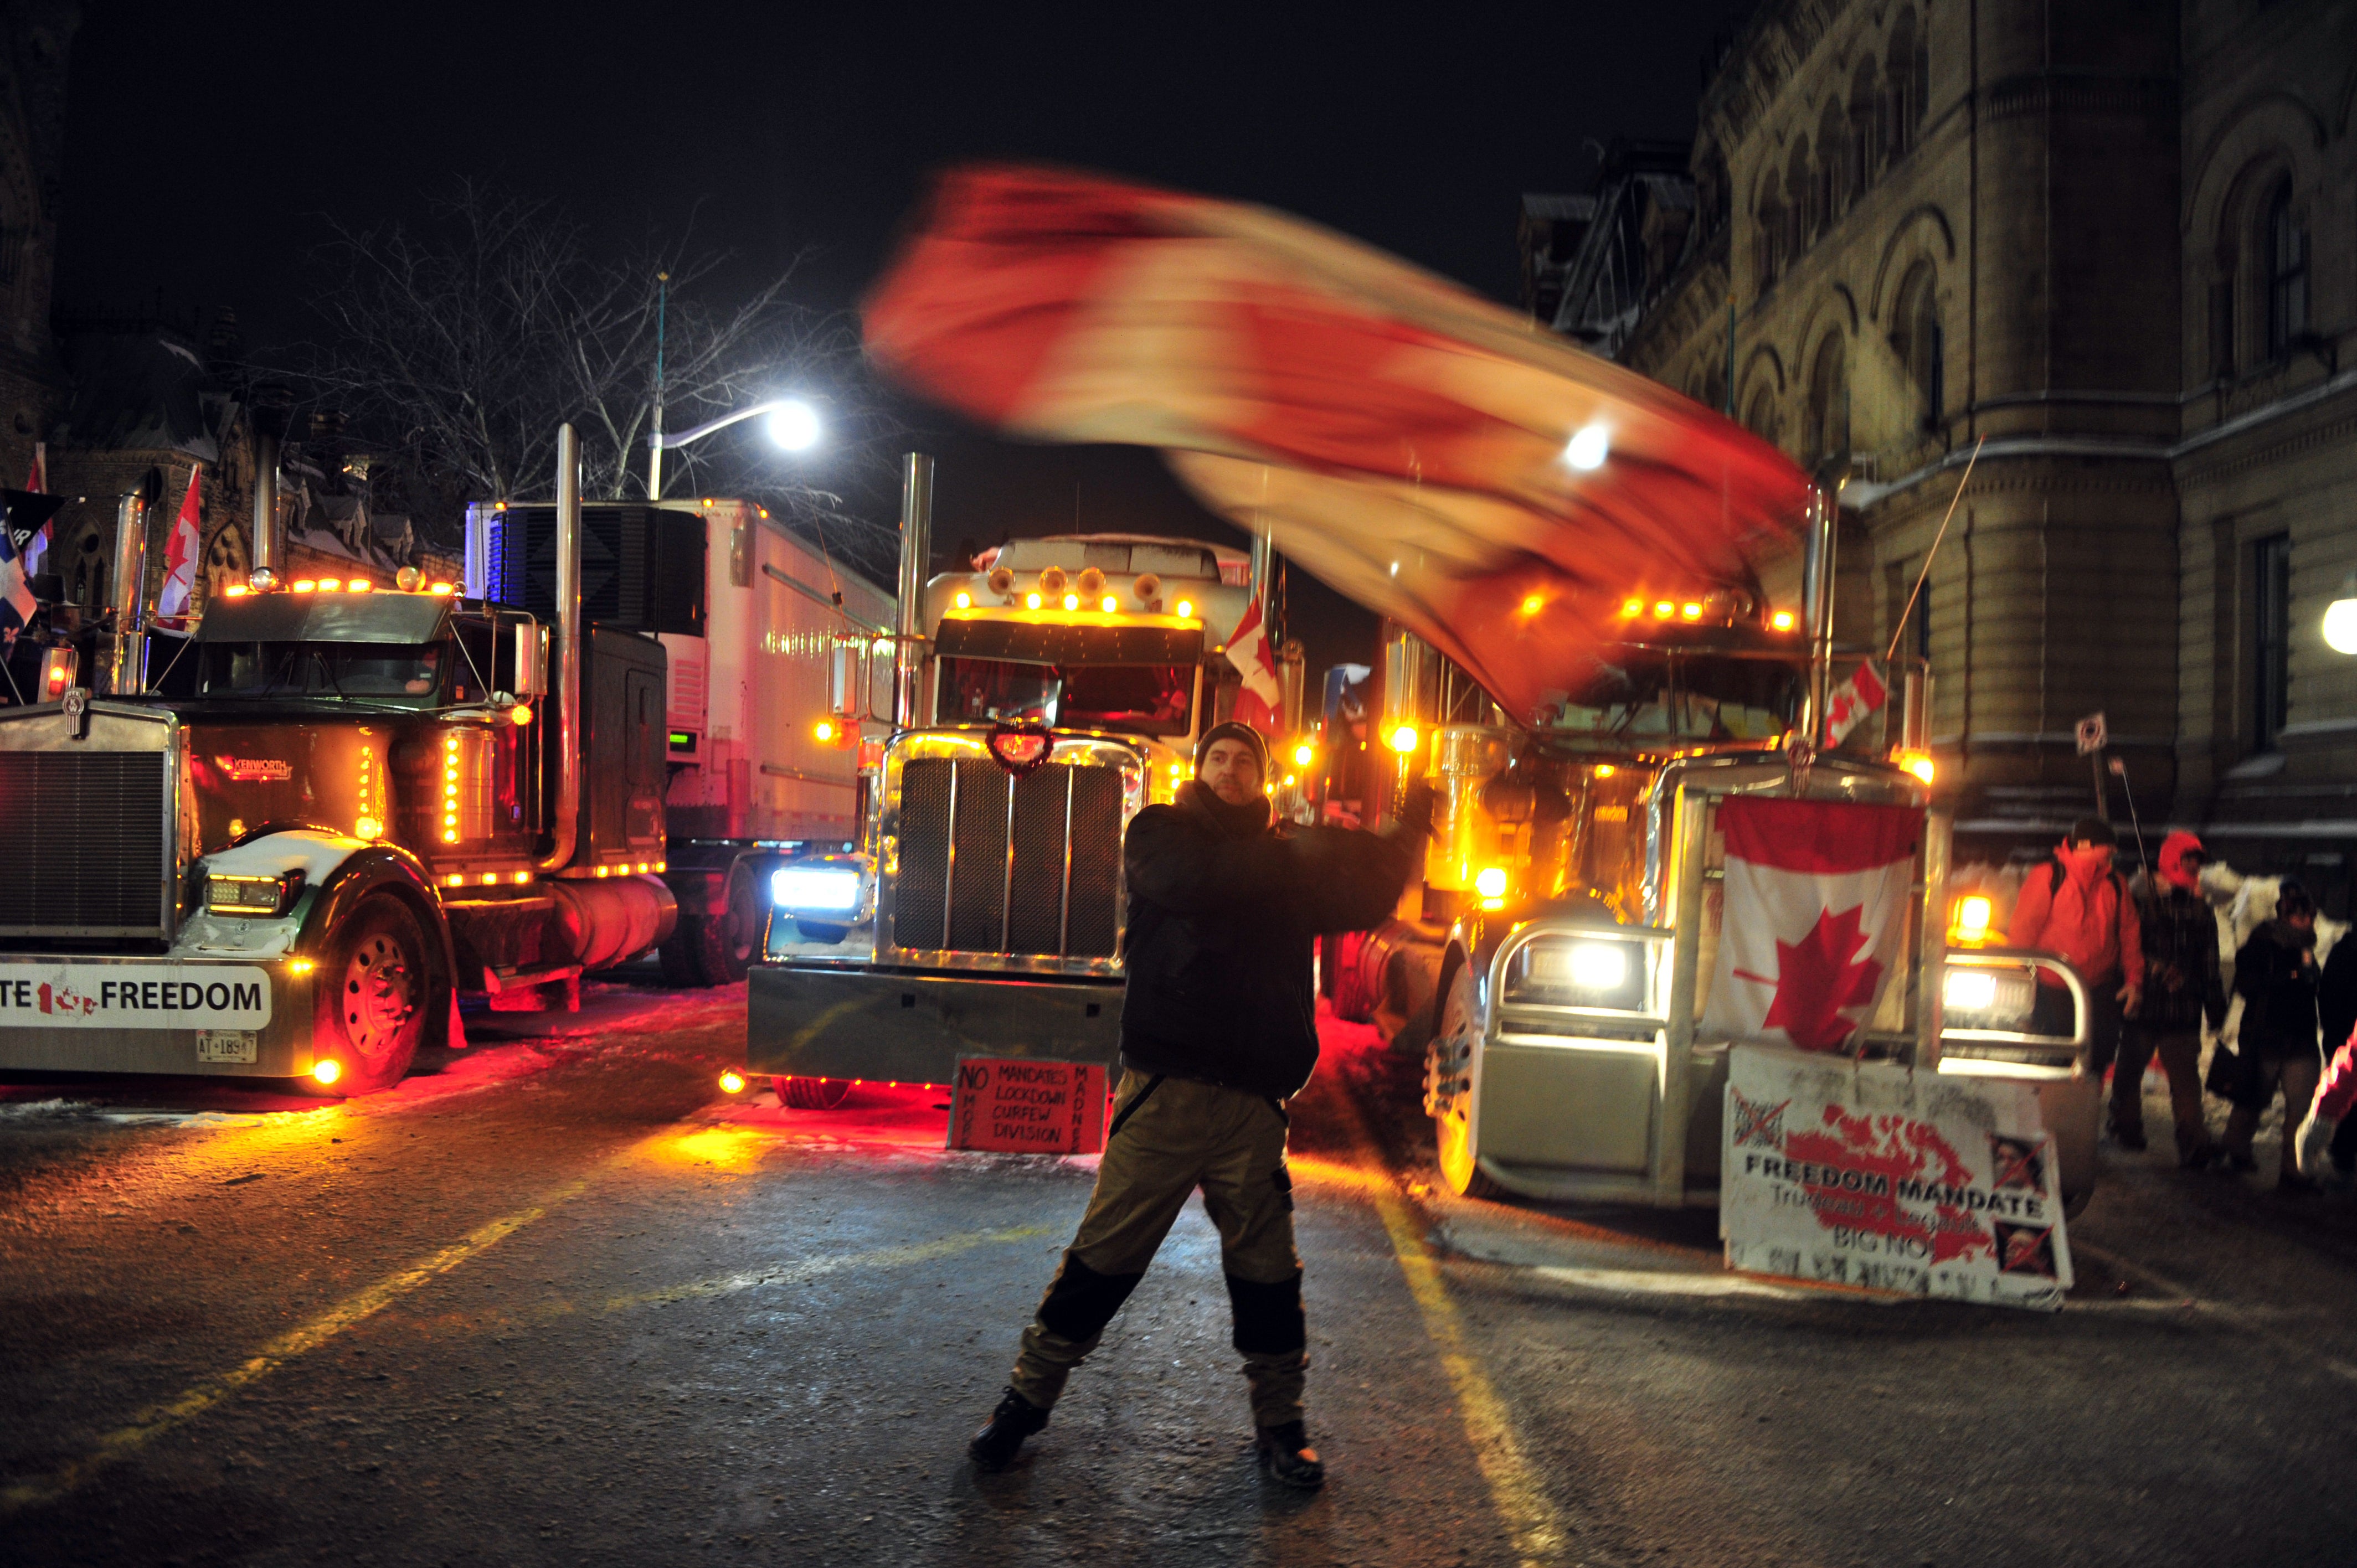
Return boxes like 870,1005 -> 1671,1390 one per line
197,1030 -> 259,1064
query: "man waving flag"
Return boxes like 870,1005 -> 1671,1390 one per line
862,164 -> 1814,724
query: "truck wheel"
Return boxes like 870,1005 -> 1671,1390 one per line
309,896 -> 429,1096
1331,931 -> 1375,1023
1429,962 -> 1504,1199
782,1076 -> 852,1110
689,860 -> 762,986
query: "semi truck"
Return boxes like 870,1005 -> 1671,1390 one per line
1325,497 -> 2103,1211
0,426 -> 681,1094
464,494 -> 893,988
742,455 -> 1299,1102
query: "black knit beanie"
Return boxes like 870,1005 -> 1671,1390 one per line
1194,721 -> 1268,777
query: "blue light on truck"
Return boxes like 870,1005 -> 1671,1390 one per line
773,866 -> 860,911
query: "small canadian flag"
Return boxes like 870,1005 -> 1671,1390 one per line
1822,658 -> 1889,747
156,466 -> 203,624
1702,796 -> 1924,1053
1226,595 -> 1283,731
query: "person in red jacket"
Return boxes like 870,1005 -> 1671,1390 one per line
2009,818 -> 2143,1115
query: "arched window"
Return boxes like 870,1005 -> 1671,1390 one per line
1886,10 -> 1923,158
1786,137 -> 1814,257
1804,334 -> 1849,464
1698,146 -> 1731,238
1890,263 -> 1944,427
1755,173 -> 1784,290
1816,99 -> 1849,230
1849,57 -> 1881,195
2265,179 -> 2308,359
1744,385 -> 1779,446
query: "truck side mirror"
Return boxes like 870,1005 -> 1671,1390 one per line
513,622 -> 548,697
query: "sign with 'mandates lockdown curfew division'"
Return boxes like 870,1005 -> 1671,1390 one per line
1722,1045 -> 2073,1312
948,1058 -> 1107,1156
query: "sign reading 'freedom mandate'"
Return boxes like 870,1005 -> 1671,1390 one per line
948,1058 -> 1108,1155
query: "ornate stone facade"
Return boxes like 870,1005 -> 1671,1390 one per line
1540,0 -> 2357,895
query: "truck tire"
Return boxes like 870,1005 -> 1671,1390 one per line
783,1076 -> 852,1110
1330,931 -> 1375,1023
687,860 -> 763,986
308,895 -> 429,1096
1429,962 -> 1505,1199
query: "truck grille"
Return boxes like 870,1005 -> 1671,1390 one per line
894,758 -> 1125,958
0,752 -> 169,937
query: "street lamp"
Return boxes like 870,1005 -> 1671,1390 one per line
647,397 -> 823,501
2326,573 -> 2357,656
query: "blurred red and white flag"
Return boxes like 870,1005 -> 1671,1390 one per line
155,467 -> 202,624
863,165 -> 1813,723
1702,798 -> 1924,1054
1823,659 -> 1888,747
1226,595 -> 1281,731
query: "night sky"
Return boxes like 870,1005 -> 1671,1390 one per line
60,0 -> 1747,673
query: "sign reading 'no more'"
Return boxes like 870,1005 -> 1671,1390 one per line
948,1057 -> 1108,1155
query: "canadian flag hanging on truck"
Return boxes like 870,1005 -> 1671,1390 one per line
1225,595 -> 1282,731
1821,659 -> 1888,747
1702,797 -> 1924,1053
155,466 -> 203,625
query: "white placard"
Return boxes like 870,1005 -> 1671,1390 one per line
1722,1045 -> 2073,1312
0,964 -> 274,1030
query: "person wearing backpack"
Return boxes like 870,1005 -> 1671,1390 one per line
2118,833 -> 2227,1164
2008,818 -> 2143,1116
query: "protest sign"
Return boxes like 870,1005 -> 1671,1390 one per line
1722,1044 -> 2073,1311
948,1058 -> 1108,1154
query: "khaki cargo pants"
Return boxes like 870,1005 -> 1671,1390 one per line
1007,1070 -> 1308,1427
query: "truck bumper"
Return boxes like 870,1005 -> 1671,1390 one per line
746,963 -> 1123,1086
0,957 -> 317,1079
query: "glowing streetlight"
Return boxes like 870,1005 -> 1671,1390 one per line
2327,574 -> 2357,655
647,397 -> 825,499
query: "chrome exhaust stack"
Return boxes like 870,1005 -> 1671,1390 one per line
537,424 -> 583,871
893,452 -> 933,730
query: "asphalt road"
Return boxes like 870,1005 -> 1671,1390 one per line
6,982 -> 2357,1568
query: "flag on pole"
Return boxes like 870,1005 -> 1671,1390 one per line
1702,797 -> 1924,1054
1823,659 -> 1889,747
1224,595 -> 1282,731
156,466 -> 202,625
0,488 -> 63,635
862,165 -> 1813,725
18,441 -> 48,577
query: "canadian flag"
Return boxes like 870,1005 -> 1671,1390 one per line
1226,595 -> 1283,731
1822,658 -> 1889,747
156,466 -> 203,623
1702,797 -> 1924,1053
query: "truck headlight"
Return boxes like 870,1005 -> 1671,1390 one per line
1942,965 -> 2035,1027
772,865 -> 861,912
204,870 -> 305,917
1504,935 -> 1646,1012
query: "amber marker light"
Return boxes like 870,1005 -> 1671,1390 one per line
1680,601 -> 1703,621
312,1059 -> 343,1086
1025,592 -> 1043,610
429,581 -> 455,595
1101,595 -> 1119,613
1293,742 -> 1315,767
348,579 -> 373,592
1475,866 -> 1509,900
955,590 -> 972,608
1174,599 -> 1195,620
1952,894 -> 1993,943
1521,594 -> 1543,615
719,1070 -> 747,1094
1063,594 -> 1080,611
510,704 -> 532,726
1620,598 -> 1642,617
224,584 -> 249,598
1769,608 -> 1798,631
1594,764 -> 1616,778
317,579 -> 343,592
1653,600 -> 1674,618
1389,724 -> 1420,755
289,958 -> 316,975
813,718 -> 836,743
292,580 -> 317,593
354,815 -> 382,840
1895,748 -> 1937,785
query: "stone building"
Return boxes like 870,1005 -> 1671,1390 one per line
0,2 -> 74,483
1532,0 -> 2357,898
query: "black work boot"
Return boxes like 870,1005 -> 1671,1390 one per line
969,1386 -> 1048,1471
1254,1421 -> 1326,1490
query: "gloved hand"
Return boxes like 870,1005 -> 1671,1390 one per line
1394,779 -> 1437,839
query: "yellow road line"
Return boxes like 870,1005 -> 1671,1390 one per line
1332,1105 -> 1570,1568
1,1169 -> 598,1516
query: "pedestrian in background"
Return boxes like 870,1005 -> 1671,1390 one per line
967,723 -> 1430,1488
2219,880 -> 2323,1192
2294,925 -> 2357,1183
2009,817 -> 2142,1115
2119,832 -> 2226,1165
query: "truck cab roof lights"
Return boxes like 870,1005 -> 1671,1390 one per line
1173,599 -> 1194,620
1769,609 -> 1798,631
292,580 -> 317,593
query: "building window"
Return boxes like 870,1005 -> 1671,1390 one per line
1803,334 -> 1848,465
2253,532 -> 2291,750
1891,264 -> 1943,429
1887,9 -> 1924,158
2265,181 -> 2308,359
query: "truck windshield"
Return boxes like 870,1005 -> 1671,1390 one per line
938,658 -> 1193,735
199,641 -> 444,702
1538,650 -> 1800,744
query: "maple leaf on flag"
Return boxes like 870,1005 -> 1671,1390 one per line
1760,904 -> 1885,1051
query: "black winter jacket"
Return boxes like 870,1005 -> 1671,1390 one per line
1119,782 -> 1416,1098
2319,936 -> 2357,1058
2132,881 -> 2226,1032
2232,919 -> 2320,1058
